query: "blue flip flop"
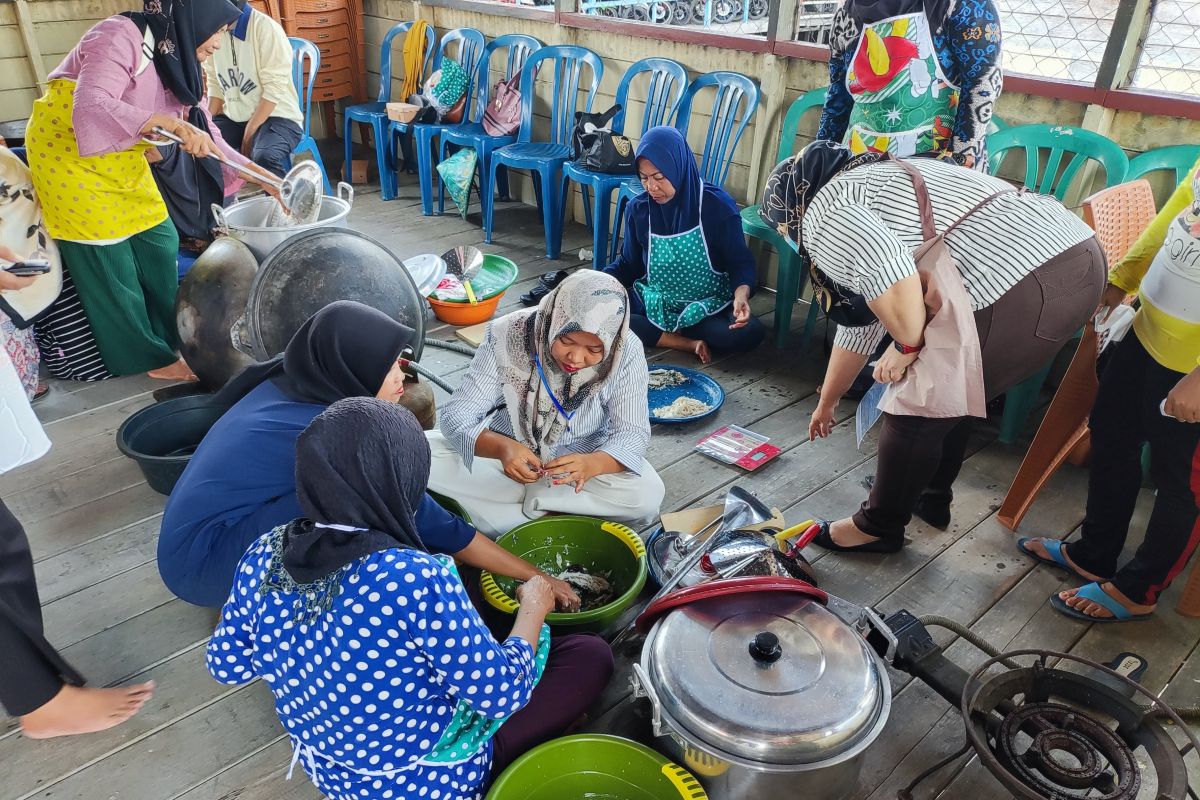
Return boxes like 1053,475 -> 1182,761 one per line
1050,582 -> 1152,623
1016,538 -> 1102,582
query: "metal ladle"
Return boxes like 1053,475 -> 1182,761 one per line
442,245 -> 484,305
147,127 -> 323,225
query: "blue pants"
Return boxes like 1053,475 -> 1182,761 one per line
629,304 -> 765,355
212,115 -> 302,178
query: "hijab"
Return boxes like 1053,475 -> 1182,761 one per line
845,0 -> 955,27
759,140 -> 887,327
636,126 -> 703,235
213,301 -> 417,408
283,397 -> 429,584
490,271 -> 630,461
122,0 -> 239,235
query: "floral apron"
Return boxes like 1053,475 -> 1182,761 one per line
634,190 -> 731,333
845,11 -> 959,158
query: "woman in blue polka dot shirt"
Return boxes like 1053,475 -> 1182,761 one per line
207,398 -> 614,799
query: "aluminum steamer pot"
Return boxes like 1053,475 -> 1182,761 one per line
632,582 -> 891,800
212,182 -> 354,261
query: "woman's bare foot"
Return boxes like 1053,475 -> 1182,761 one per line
19,682 -> 154,739
1057,582 -> 1155,620
1022,538 -> 1105,582
828,517 -> 881,547
147,359 -> 198,382
656,332 -> 712,365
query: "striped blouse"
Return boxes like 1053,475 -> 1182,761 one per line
802,158 -> 1095,355
439,326 -> 652,475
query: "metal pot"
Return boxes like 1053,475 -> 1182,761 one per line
632,580 -> 891,799
175,237 -> 259,391
212,182 -> 354,261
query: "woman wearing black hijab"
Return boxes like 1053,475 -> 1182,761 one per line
818,0 -> 1003,170
25,0 -> 281,380
208,399 -> 613,799
159,301 -> 579,610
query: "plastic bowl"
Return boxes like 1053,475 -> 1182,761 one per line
486,734 -> 707,800
435,254 -> 519,303
428,291 -> 504,325
480,515 -> 647,633
116,395 -> 225,495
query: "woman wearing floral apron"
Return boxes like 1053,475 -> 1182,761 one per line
819,0 -> 1003,170
604,126 -> 764,364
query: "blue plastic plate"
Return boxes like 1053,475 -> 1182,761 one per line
647,365 -> 724,424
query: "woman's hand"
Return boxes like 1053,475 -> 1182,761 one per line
542,452 -> 619,493
1098,283 -> 1129,318
809,398 -> 838,440
149,117 -> 220,160
242,161 -> 285,207
729,285 -> 752,329
500,440 -> 543,484
541,574 -> 581,612
873,345 -> 919,384
515,575 -> 556,617
1164,368 -> 1200,423
0,245 -> 37,291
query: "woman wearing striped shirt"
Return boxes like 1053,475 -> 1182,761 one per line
761,143 -> 1103,553
428,272 -> 665,539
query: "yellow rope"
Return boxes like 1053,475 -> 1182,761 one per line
398,19 -> 428,101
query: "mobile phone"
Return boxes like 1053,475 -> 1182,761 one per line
5,260 -> 51,277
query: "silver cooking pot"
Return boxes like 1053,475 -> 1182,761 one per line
212,182 -> 353,261
632,577 -> 891,800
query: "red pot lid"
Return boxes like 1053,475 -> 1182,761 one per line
635,576 -> 827,632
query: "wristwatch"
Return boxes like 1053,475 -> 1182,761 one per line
893,341 -> 923,355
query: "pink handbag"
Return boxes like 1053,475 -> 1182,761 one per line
482,69 -> 524,136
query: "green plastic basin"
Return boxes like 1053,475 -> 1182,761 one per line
438,254 -> 518,302
486,734 -> 707,800
479,515 -> 647,633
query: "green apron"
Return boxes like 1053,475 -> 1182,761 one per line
633,190 -> 732,333
845,11 -> 959,158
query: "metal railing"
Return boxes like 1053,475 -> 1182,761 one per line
1131,0 -> 1200,95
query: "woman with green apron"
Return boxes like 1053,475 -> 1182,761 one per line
604,126 -> 764,364
819,0 -> 1002,170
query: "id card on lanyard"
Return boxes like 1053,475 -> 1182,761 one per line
534,352 -> 574,432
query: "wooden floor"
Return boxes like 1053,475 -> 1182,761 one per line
2,179 -> 1198,800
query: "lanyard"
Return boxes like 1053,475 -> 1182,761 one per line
534,352 -> 574,430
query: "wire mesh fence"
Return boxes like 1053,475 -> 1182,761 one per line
576,0 -> 770,35
1131,0 -> 1200,95
793,0 -> 839,43
995,0 -> 1118,82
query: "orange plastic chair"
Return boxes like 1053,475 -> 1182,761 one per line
1081,179 -> 1158,265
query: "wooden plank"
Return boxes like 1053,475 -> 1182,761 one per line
0,646 -> 244,800
172,738 -> 322,800
42,561 -> 175,650
21,684 -> 283,800
0,56 -> 37,92
2,450 -> 147,526
34,375 -> 159,425
14,0 -> 48,93
21,481 -> 165,562
33,514 -> 160,603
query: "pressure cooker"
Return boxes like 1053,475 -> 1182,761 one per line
631,577 -> 891,800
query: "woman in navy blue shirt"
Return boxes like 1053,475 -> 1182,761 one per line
158,301 -> 579,609
604,126 -> 764,365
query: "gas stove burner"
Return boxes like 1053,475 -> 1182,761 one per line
995,702 -> 1137,798
962,649 -> 1198,800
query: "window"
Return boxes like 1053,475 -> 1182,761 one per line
575,0 -> 770,36
995,0 -> 1118,82
792,0 -> 839,45
1131,0 -> 1200,96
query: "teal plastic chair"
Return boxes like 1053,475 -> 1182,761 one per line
742,87 -> 828,348
987,124 -> 1129,443
1127,144 -> 1200,188
288,37 -> 332,193
986,124 -> 1130,201
342,21 -> 435,201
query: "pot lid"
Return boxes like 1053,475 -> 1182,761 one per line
642,590 -> 888,766
240,228 -> 426,361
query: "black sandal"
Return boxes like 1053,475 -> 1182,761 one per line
810,519 -> 903,554
520,269 -> 571,307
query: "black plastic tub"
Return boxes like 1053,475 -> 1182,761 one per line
116,395 -> 225,495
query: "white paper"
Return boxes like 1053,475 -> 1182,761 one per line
1094,305 -> 1136,353
856,381 -> 887,447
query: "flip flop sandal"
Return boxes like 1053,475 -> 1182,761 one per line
32,383 -> 50,403
1016,537 -> 1105,582
1050,581 -> 1152,623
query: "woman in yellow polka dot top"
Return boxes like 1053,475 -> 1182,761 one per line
25,0 -> 280,380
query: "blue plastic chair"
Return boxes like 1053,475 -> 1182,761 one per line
562,57 -> 688,269
388,28 -> 487,216
342,21 -> 435,200
487,45 -> 604,259
437,35 -> 543,218
609,70 -> 761,262
288,37 -> 332,193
